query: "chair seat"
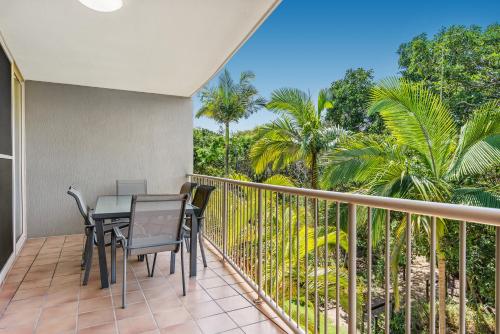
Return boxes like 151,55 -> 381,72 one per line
129,236 -> 179,255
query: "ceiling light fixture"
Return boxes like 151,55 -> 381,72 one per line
78,0 -> 123,12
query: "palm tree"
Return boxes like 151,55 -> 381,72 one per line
197,69 -> 265,176
321,78 -> 500,330
251,88 -> 348,189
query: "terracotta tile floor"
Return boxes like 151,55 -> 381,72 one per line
0,235 -> 293,334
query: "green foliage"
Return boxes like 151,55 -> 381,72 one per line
196,69 -> 265,175
398,24 -> 500,124
251,88 -> 349,189
327,68 -> 383,133
322,79 -> 500,310
193,128 -> 255,177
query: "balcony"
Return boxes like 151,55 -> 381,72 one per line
0,175 -> 499,334
0,234 -> 291,334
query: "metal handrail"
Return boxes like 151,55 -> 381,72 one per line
189,174 -> 500,226
189,173 -> 500,334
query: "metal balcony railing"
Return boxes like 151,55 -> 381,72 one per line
189,174 -> 500,334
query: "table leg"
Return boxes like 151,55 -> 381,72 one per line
95,219 -> 109,288
190,215 -> 198,277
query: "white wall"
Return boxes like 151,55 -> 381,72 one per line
25,81 -> 193,237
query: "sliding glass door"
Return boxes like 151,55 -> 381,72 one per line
0,41 -> 13,273
13,66 -> 24,244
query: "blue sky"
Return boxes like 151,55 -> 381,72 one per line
194,0 -> 499,132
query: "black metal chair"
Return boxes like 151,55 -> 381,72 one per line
67,185 -> 128,285
116,179 -> 147,196
116,179 -> 147,261
171,185 -> 215,274
113,194 -> 188,308
179,181 -> 198,202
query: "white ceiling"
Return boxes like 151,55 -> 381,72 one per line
0,0 -> 280,97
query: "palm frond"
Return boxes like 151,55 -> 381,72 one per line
452,187 -> 500,208
369,78 -> 457,178
448,100 -> 500,179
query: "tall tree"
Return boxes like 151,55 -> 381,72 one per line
326,68 -> 382,133
398,24 -> 500,124
196,69 -> 265,176
251,88 -> 348,189
322,78 -> 500,330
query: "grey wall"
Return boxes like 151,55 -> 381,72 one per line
25,81 -> 193,237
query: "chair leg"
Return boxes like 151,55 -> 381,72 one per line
150,253 -> 157,277
82,234 -> 93,286
180,243 -> 186,296
122,248 -> 127,308
145,254 -> 151,277
199,226 -> 208,268
184,237 -> 190,252
170,252 -> 176,274
111,232 -> 117,284
137,255 -> 144,262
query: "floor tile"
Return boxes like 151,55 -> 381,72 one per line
215,295 -> 252,312
205,285 -> 239,300
197,277 -> 227,289
159,320 -> 201,334
227,306 -> 268,327
114,301 -> 150,320
78,296 -> 113,314
77,308 -> 114,330
185,300 -> 223,319
153,307 -> 193,328
35,314 -> 77,334
77,321 -> 116,334
241,319 -> 285,333
195,313 -> 237,334
117,314 -> 157,334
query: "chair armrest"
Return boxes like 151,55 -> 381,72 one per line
113,226 -> 127,247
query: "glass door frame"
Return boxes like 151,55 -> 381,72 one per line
12,62 -> 26,254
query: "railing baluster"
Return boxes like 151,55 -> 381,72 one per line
257,188 -> 263,302
495,226 -> 500,334
289,193 -> 293,320
296,195 -> 300,328
223,181 -> 227,261
385,210 -> 391,334
459,221 -> 466,334
324,200 -> 329,334
430,216 -> 436,334
282,193 -> 286,311
348,203 -> 357,334
314,198 -> 319,334
264,189 -> 268,295
336,202 -> 340,334
367,207 -> 372,334
276,192 -> 279,304
305,197 -> 309,333
269,192 -> 277,305
405,212 -> 412,334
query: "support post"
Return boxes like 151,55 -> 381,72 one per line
255,188 -> 263,304
348,203 -> 357,334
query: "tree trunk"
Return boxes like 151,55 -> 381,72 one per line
438,254 -> 446,334
224,122 -> 230,177
310,153 -> 318,189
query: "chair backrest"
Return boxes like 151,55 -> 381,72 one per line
179,182 -> 198,201
67,185 -> 89,224
116,179 -> 147,195
192,185 -> 216,218
128,194 -> 188,252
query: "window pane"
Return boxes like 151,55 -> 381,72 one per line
0,159 -> 13,271
0,44 -> 12,156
